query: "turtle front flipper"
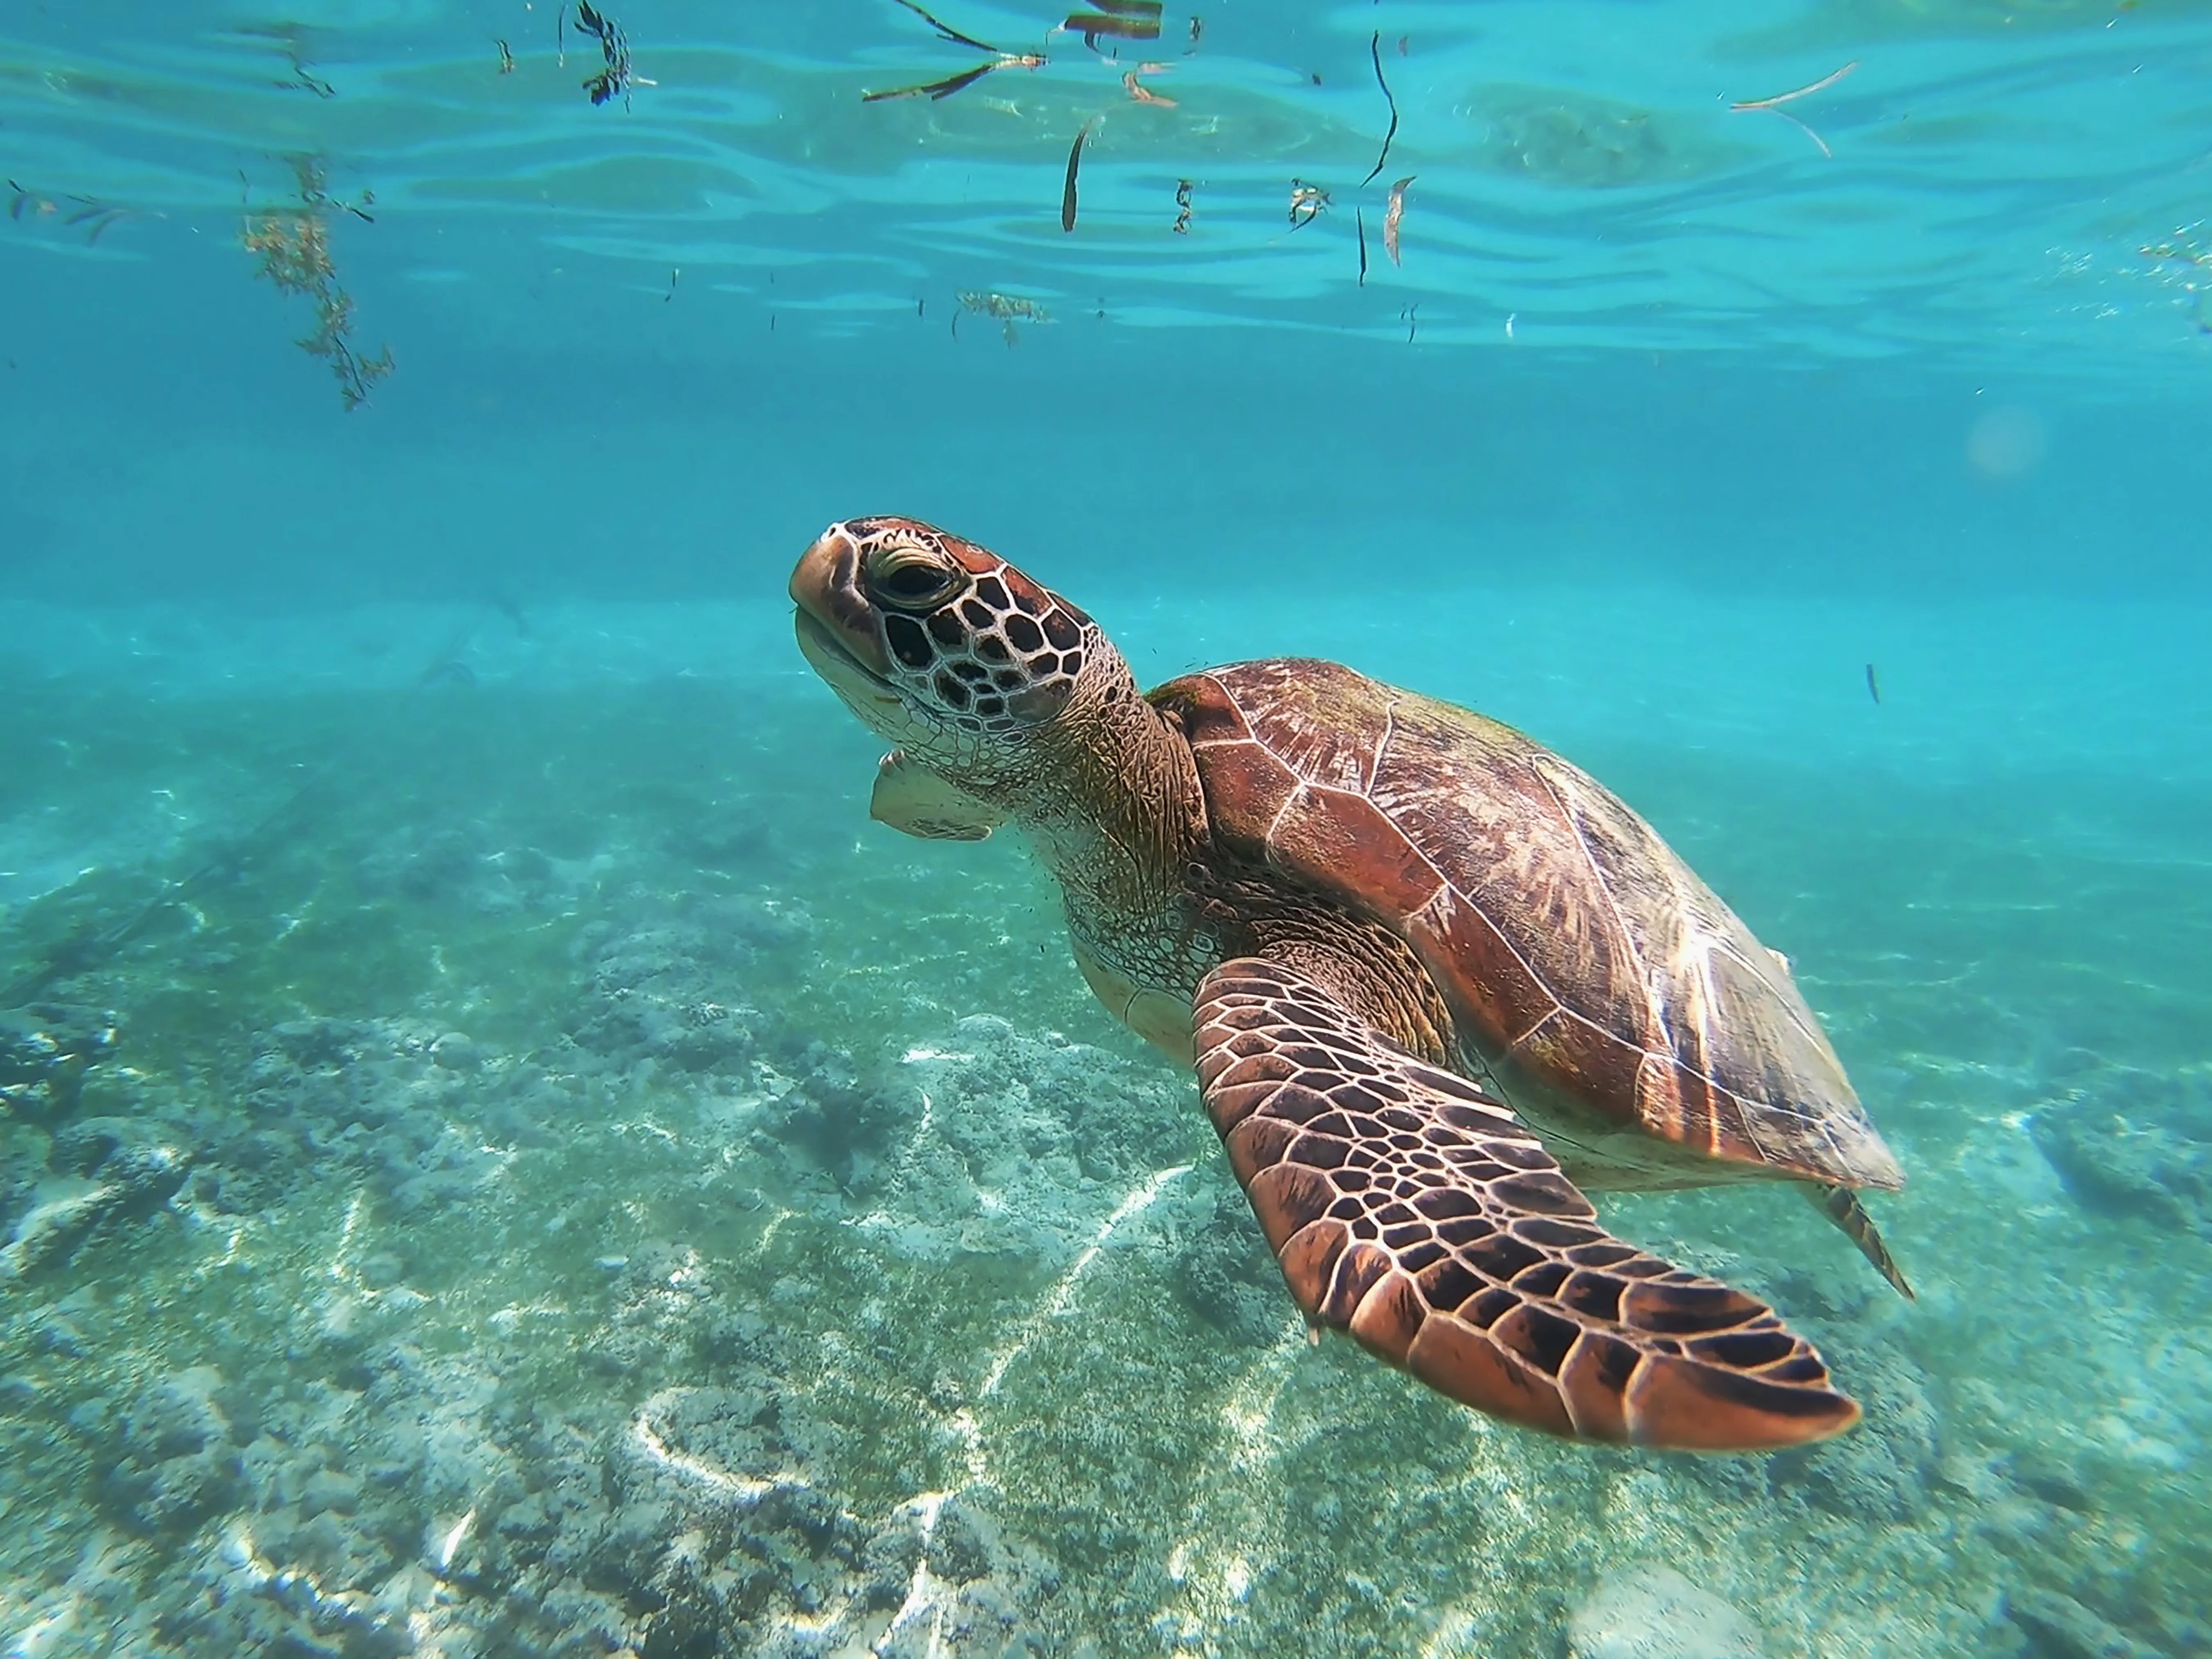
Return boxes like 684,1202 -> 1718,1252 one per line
870,749 -> 1004,841
1194,958 -> 1861,1452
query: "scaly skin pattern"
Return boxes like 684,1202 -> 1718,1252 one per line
789,516 -> 1897,1449
791,517 -> 1217,1019
1195,957 -> 1858,1448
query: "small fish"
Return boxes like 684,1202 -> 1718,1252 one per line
1865,663 -> 1882,706
1172,177 -> 1193,234
665,266 -> 679,302
1383,174 -> 1413,265
496,37 -> 517,74
1401,301 -> 1419,343
1397,35 -> 1408,55
918,296 -> 927,319
1287,179 -> 1328,229
1062,117 -> 1095,232
1186,15 -> 1202,52
1356,208 -> 1368,286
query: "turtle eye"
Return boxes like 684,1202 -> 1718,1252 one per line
864,544 -> 964,613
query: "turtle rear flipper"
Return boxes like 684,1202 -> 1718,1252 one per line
1195,958 -> 1861,1452
1807,1182 -> 1913,1300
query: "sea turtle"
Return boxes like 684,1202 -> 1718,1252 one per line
789,517 -> 1908,1452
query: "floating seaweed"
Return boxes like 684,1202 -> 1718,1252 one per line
66,203 -> 131,244
862,55 -> 1044,101
1062,118 -> 1095,231
1288,179 -> 1328,230
1731,60 -> 1856,159
273,34 -> 337,95
7,181 -> 136,245
864,0 -> 1047,103
2141,237 -> 2212,328
1122,68 -> 1174,105
1360,32 -> 1399,186
575,1 -> 653,108
2141,238 -> 2212,271
232,23 -> 339,96
284,54 -> 337,96
1063,0 -> 1162,50
268,159 -> 376,225
240,156 -> 394,411
1383,174 -> 1413,265
956,290 -> 1050,346
890,0 -> 1008,54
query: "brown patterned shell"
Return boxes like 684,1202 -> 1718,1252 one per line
1152,658 -> 1903,1194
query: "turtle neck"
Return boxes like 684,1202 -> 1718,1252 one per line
998,652 -> 1214,998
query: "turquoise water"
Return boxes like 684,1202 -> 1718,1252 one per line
4,2 -> 2211,1654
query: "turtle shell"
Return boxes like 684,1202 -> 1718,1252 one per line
1152,657 -> 1903,1194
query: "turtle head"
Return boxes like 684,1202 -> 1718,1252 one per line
790,517 -> 1123,785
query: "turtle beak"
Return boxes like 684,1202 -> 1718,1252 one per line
790,523 -> 893,681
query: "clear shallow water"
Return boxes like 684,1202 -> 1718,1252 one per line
8,0 -> 2212,359
3,2 -> 2211,1657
